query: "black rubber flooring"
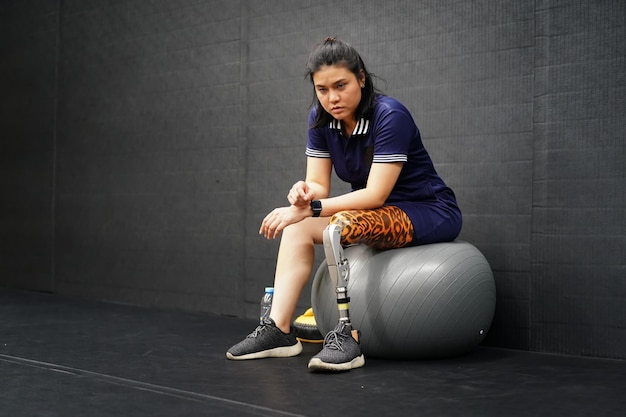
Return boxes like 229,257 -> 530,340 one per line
1,288 -> 625,417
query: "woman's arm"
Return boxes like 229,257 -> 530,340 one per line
288,157 -> 332,207
260,157 -> 332,239
260,160 -> 402,239
316,162 -> 403,217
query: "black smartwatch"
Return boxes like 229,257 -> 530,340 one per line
310,200 -> 322,217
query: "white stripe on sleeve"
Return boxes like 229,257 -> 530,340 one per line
372,154 -> 407,163
305,148 -> 331,158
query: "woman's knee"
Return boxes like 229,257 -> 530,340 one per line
282,217 -> 326,244
328,210 -> 353,230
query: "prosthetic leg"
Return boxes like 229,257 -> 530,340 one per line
307,222 -> 365,370
322,223 -> 359,342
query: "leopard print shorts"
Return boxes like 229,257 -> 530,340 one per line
329,206 -> 414,250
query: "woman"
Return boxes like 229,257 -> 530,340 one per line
227,38 -> 462,371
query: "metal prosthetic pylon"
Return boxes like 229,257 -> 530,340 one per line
322,223 -> 359,342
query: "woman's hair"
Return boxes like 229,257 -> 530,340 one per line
306,37 -> 380,129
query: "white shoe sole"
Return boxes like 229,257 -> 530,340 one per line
307,354 -> 365,371
226,341 -> 303,360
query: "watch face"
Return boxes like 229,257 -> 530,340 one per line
311,200 -> 322,216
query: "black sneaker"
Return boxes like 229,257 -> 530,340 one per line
307,321 -> 365,371
226,318 -> 303,360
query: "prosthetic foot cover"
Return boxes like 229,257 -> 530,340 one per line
293,308 -> 324,343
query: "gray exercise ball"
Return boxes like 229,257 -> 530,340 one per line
311,241 -> 496,359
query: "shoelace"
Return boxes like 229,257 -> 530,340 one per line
323,326 -> 349,351
248,322 -> 270,338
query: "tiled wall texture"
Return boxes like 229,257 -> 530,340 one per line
1,0 -> 624,359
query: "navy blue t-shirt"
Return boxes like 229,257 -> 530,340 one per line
306,95 -> 455,201
305,95 -> 461,244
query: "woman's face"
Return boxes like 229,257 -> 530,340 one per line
312,64 -> 365,125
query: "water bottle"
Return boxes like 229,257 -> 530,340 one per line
260,287 -> 274,324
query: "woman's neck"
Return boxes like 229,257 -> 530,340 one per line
342,119 -> 356,137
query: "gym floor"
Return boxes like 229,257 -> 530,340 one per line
1,288 -> 624,417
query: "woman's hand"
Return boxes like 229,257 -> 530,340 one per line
259,205 -> 311,239
287,181 -> 314,208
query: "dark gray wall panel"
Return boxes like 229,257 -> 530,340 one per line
0,0 -> 58,291
532,0 -> 625,358
53,0 -> 244,315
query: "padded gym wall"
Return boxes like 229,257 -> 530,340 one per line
531,1 -> 625,358
52,0 -> 245,314
0,0 -> 58,292
0,0 -> 624,359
